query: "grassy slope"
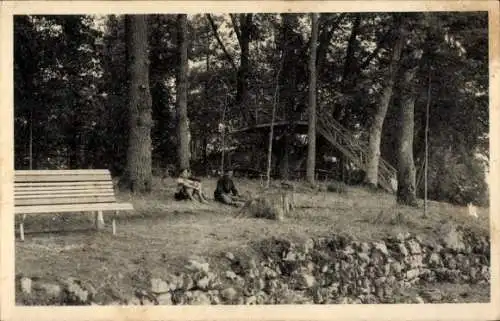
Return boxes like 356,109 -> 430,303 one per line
15,177 -> 490,303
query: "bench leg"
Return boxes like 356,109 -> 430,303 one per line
19,214 -> 26,241
95,211 -> 105,230
112,211 -> 117,236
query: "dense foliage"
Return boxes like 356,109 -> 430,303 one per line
13,12 -> 489,206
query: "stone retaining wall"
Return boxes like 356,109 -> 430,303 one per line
17,225 -> 489,305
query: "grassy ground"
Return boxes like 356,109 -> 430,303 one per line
15,177 -> 490,304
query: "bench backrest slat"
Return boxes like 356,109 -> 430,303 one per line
15,192 -> 116,199
15,169 -> 110,175
15,188 -> 115,195
15,182 -> 114,191
16,196 -> 118,207
14,169 -> 119,208
15,181 -> 112,187
15,173 -> 112,183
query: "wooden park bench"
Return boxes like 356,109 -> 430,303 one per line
14,169 -> 134,241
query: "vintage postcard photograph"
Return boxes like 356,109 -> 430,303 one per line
0,1 -> 499,321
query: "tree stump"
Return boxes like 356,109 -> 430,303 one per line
236,189 -> 295,221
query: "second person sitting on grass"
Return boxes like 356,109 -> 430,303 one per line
175,168 -> 210,204
214,169 -> 246,207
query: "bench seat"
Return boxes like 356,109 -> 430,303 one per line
14,202 -> 134,215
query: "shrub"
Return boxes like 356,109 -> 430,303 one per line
326,181 -> 348,194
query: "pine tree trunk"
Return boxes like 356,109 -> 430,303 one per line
306,13 -> 319,185
236,14 -> 252,122
176,14 -> 190,171
397,67 -> 419,206
279,14 -> 299,124
266,44 -> 284,187
333,14 -> 361,123
364,24 -> 404,188
124,15 -> 153,193
281,134 -> 290,180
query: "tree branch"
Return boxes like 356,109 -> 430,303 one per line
341,14 -> 362,83
316,13 -> 347,67
357,29 -> 391,71
206,14 -> 237,70
229,14 -> 242,46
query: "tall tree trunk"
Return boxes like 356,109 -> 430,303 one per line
281,133 -> 290,180
364,22 -> 404,188
333,14 -> 362,123
279,14 -> 299,122
278,15 -> 294,180
176,14 -> 190,171
203,136 -> 208,175
67,123 -> 80,169
124,15 -> 153,194
266,48 -> 285,187
235,14 -> 252,122
306,13 -> 319,185
203,30 -> 210,175
341,14 -> 361,85
397,66 -> 420,206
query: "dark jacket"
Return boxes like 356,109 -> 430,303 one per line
214,175 -> 238,197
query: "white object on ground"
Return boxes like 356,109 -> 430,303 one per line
467,203 -> 478,218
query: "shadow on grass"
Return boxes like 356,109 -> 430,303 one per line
15,227 -> 103,241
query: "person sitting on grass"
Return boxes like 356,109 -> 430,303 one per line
214,169 -> 246,207
175,168 -> 209,204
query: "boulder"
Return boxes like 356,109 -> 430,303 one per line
180,274 -> 195,291
62,278 -> 90,304
398,243 -> 409,257
406,239 -> 422,255
357,252 -> 371,264
189,290 -> 211,305
208,290 -> 222,305
20,277 -> 32,295
225,270 -> 238,280
444,255 -> 457,270
408,254 -> 424,269
221,287 -> 238,302
360,242 -> 371,253
224,252 -> 235,262
427,252 -> 442,267
395,232 -> 411,243
372,241 -> 389,256
303,238 -> 315,254
157,293 -> 173,305
440,224 -> 466,252
245,295 -> 258,305
34,282 -> 62,299
405,269 -> 420,280
196,276 -> 211,290
294,272 -> 316,290
186,259 -> 210,274
480,265 -> 490,280
150,278 -> 170,294
420,289 -> 443,303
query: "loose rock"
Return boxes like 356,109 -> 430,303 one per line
150,278 -> 170,294
20,277 -> 32,295
221,287 -> 238,302
157,293 -> 173,305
